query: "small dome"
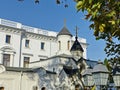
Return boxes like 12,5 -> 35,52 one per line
57,26 -> 72,37
92,62 -> 109,73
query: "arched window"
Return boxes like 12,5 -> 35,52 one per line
58,41 -> 61,50
67,41 -> 70,50
0,87 -> 4,90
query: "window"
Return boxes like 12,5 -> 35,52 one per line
23,57 -> 30,68
58,41 -> 61,50
5,35 -> 11,44
0,87 -> 4,90
41,42 -> 45,50
67,41 -> 70,50
3,54 -> 10,66
25,40 -> 30,48
53,68 -> 55,72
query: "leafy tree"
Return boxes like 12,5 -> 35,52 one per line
75,0 -> 120,61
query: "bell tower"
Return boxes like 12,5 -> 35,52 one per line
57,20 -> 72,55
70,26 -> 84,60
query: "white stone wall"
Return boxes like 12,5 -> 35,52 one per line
21,34 -> 58,67
57,35 -> 72,55
0,27 -> 22,67
0,18 -> 87,68
0,71 -> 39,90
0,65 -> 58,90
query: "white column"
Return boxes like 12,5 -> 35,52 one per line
0,52 -> 3,64
10,53 -> 14,67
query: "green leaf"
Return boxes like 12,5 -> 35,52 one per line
89,0 -> 92,4
76,1 -> 83,11
108,20 -> 115,25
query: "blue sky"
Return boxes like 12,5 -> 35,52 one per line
0,0 -> 107,61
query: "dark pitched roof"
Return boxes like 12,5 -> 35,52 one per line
46,70 -> 57,74
57,26 -> 72,37
72,57 -> 97,69
70,37 -> 84,52
63,65 -> 78,76
72,57 -> 84,64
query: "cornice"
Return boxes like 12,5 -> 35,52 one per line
25,32 -> 57,42
0,25 -> 58,42
0,25 -> 25,35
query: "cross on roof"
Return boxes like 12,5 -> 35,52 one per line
75,26 -> 79,38
64,19 -> 66,27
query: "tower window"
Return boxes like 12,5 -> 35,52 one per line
5,35 -> 11,44
41,42 -> 45,50
25,40 -> 30,48
58,41 -> 61,50
67,41 -> 70,50
53,68 -> 55,72
23,57 -> 30,68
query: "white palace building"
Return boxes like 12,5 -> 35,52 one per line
0,18 -> 97,90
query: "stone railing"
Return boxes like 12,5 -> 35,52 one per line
0,18 -> 21,28
0,18 -> 57,36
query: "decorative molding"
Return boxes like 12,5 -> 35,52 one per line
38,55 -> 48,58
0,25 -> 23,35
0,25 -> 57,42
0,46 -> 16,54
22,53 -> 33,56
25,32 -> 57,42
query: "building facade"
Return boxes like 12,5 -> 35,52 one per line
0,18 -> 94,90
0,64 -> 57,90
0,18 -> 87,68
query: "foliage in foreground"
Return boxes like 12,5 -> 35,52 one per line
75,0 -> 120,61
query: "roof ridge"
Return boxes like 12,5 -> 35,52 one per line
57,26 -> 72,36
